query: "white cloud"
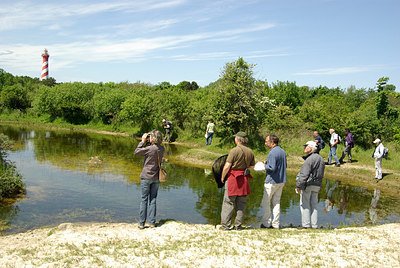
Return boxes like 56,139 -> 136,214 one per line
0,0 -> 185,31
294,66 -> 379,76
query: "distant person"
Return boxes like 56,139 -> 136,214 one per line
373,139 -> 384,181
340,128 -> 354,163
134,130 -> 164,229
205,120 -> 215,145
220,132 -> 255,231
296,141 -> 325,229
313,130 -> 325,153
327,129 -> 340,167
162,119 -> 173,143
260,134 -> 287,229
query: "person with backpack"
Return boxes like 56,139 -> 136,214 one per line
327,129 -> 340,167
373,139 -> 385,181
339,128 -> 354,163
162,119 -> 173,143
313,130 -> 325,153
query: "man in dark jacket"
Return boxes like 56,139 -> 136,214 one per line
296,141 -> 325,229
340,128 -> 354,163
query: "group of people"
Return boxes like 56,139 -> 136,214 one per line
135,121 -> 386,229
314,128 -> 386,181
220,132 -> 325,230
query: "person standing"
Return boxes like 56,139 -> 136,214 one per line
134,130 -> 165,229
373,139 -> 384,181
220,132 -> 255,230
260,134 -> 287,229
162,119 -> 172,143
327,129 -> 340,167
313,130 -> 325,153
295,141 -> 325,229
340,128 -> 354,163
205,120 -> 215,145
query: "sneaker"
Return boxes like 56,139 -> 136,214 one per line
347,160 -> 352,163
335,164 -> 340,167
260,224 -> 269,229
149,224 -> 156,228
138,225 -> 145,230
233,225 -> 245,230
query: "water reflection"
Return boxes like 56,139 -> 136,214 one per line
369,189 -> 380,223
0,123 -> 399,234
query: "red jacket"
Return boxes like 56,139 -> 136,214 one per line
227,169 -> 252,196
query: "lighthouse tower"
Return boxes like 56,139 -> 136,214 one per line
41,49 -> 50,80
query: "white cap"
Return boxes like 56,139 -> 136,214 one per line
373,139 -> 381,144
303,141 -> 318,150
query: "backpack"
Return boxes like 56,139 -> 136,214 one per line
319,139 -> 325,149
167,121 -> 173,130
383,147 -> 389,159
337,135 -> 342,144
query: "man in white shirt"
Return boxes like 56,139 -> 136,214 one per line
373,139 -> 384,180
327,129 -> 340,167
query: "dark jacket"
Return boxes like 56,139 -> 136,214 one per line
345,133 -> 354,148
296,152 -> 325,190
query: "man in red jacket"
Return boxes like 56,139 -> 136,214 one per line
220,132 -> 255,230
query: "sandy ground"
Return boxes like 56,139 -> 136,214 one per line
0,221 -> 399,267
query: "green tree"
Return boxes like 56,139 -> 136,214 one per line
213,58 -> 258,137
0,85 -> 31,111
92,84 -> 129,124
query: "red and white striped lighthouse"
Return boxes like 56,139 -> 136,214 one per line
41,49 -> 50,80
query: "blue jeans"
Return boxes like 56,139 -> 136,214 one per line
328,145 -> 340,164
140,178 -> 159,226
206,132 -> 214,145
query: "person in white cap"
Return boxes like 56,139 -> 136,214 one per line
295,141 -> 325,229
373,139 -> 384,180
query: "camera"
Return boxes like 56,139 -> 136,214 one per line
145,133 -> 151,142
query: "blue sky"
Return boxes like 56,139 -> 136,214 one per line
1,0 -> 399,90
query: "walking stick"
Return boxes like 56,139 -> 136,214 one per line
214,187 -> 224,228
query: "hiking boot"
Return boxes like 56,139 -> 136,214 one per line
219,225 -> 231,231
233,225 -> 245,230
297,226 -> 311,230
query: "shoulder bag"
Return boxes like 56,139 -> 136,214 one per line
155,145 -> 167,182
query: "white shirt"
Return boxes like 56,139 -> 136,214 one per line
374,143 -> 384,159
330,133 -> 338,145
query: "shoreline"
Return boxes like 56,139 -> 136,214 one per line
1,120 -> 400,197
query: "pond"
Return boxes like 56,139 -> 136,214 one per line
1,124 -> 399,234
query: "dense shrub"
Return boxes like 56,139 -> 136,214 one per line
0,134 -> 25,200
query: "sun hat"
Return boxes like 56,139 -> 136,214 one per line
234,131 -> 248,138
303,141 -> 318,150
373,139 -> 381,144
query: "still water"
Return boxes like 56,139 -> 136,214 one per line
1,124 -> 399,233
